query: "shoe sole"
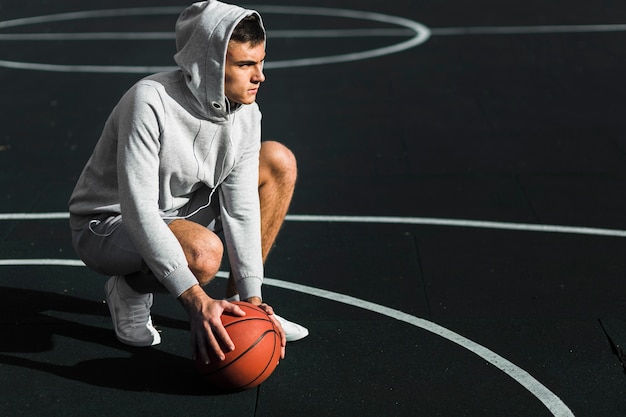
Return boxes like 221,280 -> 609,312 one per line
285,328 -> 309,342
274,313 -> 309,342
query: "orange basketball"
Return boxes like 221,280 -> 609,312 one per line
195,301 -> 282,391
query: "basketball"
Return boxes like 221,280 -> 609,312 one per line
195,301 -> 282,391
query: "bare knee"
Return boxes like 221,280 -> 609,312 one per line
260,141 -> 297,185
169,220 -> 224,286
186,234 -> 223,286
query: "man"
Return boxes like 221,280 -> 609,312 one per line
69,0 -> 308,365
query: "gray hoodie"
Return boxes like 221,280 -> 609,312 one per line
69,1 -> 265,300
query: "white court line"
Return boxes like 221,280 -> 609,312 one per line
0,32 -> 175,41
0,5 -> 623,66
0,6 -> 430,72
258,275 -> 575,417
0,258 -> 574,416
286,214 -> 626,238
4,6 -> 625,74
0,7 -> 183,29
7,24 -> 626,41
0,258 -> 84,267
0,212 -> 69,220
432,23 -> 626,36
0,59 -> 175,74
3,211 -> 626,238
0,29 -> 415,41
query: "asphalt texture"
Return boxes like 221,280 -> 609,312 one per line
1,1 -> 626,416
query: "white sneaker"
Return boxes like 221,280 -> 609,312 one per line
226,294 -> 309,342
104,276 -> 161,347
275,314 -> 309,342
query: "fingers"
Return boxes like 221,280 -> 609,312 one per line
258,302 -> 274,315
194,318 -> 227,364
193,299 -> 287,363
222,301 -> 246,317
208,315 -> 235,355
258,304 -> 287,360
269,314 -> 287,359
188,299 -> 239,364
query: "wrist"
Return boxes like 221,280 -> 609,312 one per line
178,284 -> 209,309
245,296 -> 262,306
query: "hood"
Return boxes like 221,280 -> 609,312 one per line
173,1 -> 264,121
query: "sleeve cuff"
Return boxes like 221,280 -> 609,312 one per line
161,266 -> 199,298
237,276 -> 263,301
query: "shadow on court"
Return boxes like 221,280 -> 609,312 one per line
0,286 -> 235,395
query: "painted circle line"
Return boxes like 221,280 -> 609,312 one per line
0,6 -> 430,73
0,258 -> 573,416
3,211 -> 626,238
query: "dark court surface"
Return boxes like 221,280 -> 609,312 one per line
2,0 -> 626,416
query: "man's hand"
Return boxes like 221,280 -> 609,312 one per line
246,297 -> 287,359
178,284 -> 245,364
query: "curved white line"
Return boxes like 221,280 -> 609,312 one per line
0,7 -> 183,29
0,6 -> 429,73
253,5 -> 430,69
4,211 -> 626,238
0,258 -> 574,416
270,28 -> 416,38
258,276 -> 574,417
286,214 -> 626,238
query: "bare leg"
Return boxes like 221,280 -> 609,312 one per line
126,219 -> 224,294
226,140 -> 297,297
125,140 -> 296,298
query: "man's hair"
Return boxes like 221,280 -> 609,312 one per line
230,14 -> 264,45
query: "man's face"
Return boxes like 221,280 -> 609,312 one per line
224,41 -> 266,105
